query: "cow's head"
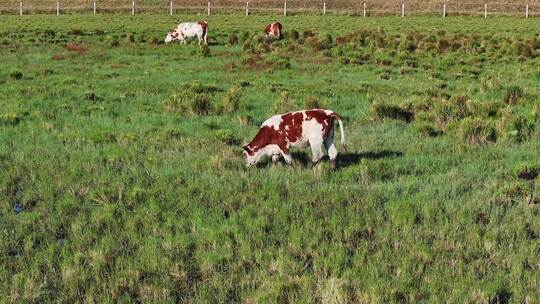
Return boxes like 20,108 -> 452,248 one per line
243,144 -> 259,167
165,30 -> 178,43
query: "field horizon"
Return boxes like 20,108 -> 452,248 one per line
1,14 -> 539,303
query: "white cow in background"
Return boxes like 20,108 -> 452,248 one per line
165,21 -> 208,45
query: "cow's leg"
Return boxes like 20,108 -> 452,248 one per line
279,146 -> 293,165
309,138 -> 324,168
272,154 -> 281,165
324,130 -> 338,170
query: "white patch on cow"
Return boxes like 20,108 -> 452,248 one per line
245,144 -> 282,167
262,115 -> 283,130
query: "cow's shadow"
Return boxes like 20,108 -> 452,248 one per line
290,150 -> 403,169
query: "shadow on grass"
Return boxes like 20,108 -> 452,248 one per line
339,150 -> 404,168
287,150 -> 403,169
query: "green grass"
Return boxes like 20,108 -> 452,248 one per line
1,14 -> 540,303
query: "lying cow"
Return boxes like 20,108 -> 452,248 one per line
265,22 -> 282,39
165,21 -> 208,45
243,109 -> 346,169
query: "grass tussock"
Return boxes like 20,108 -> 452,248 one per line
458,117 -> 497,145
503,85 -> 524,105
371,102 -> 414,122
64,43 -> 88,53
274,91 -> 295,114
220,86 -> 242,113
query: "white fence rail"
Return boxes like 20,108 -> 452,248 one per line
1,1 -> 538,17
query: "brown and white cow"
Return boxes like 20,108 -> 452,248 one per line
265,22 -> 282,39
243,109 -> 346,169
165,21 -> 208,45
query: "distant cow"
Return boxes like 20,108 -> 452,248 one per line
243,109 -> 346,169
265,22 -> 282,39
165,21 -> 208,45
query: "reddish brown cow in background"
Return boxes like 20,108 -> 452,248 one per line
243,109 -> 346,169
265,22 -> 282,39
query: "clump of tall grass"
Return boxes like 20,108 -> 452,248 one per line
434,95 -> 473,124
228,33 -> 238,46
458,117 -> 496,145
164,84 -> 218,116
497,109 -> 535,143
214,129 -> 240,145
304,96 -> 323,109
503,85 -> 524,105
220,86 -> 242,113
274,91 -> 295,114
9,70 -> 23,80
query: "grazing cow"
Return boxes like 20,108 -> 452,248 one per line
243,109 -> 346,169
265,22 -> 282,39
165,21 -> 208,45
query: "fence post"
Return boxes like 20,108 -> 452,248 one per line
401,3 -> 404,17
19,1 -> 22,15
169,1 -> 172,15
323,2 -> 326,15
132,1 -> 135,14
56,1 -> 60,15
284,2 -> 287,16
443,4 -> 446,17
525,4 -> 528,18
245,2 -> 248,16
207,1 -> 210,15
93,1 -> 96,14
484,3 -> 487,18
363,2 -> 366,17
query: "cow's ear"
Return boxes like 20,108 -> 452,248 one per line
243,145 -> 251,152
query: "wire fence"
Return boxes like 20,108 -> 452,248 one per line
0,0 -> 538,17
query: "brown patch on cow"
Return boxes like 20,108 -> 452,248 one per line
280,112 -> 304,143
198,20 -> 208,38
64,43 -> 88,54
265,22 -> 282,38
246,126 -> 288,155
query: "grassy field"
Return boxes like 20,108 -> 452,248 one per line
1,14 -> 540,303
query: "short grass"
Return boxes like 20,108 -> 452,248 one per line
1,15 -> 539,303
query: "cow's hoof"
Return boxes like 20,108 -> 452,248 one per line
331,159 -> 336,170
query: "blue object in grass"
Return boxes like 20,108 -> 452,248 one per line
14,203 -> 23,214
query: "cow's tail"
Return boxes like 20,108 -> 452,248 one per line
333,112 -> 347,152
